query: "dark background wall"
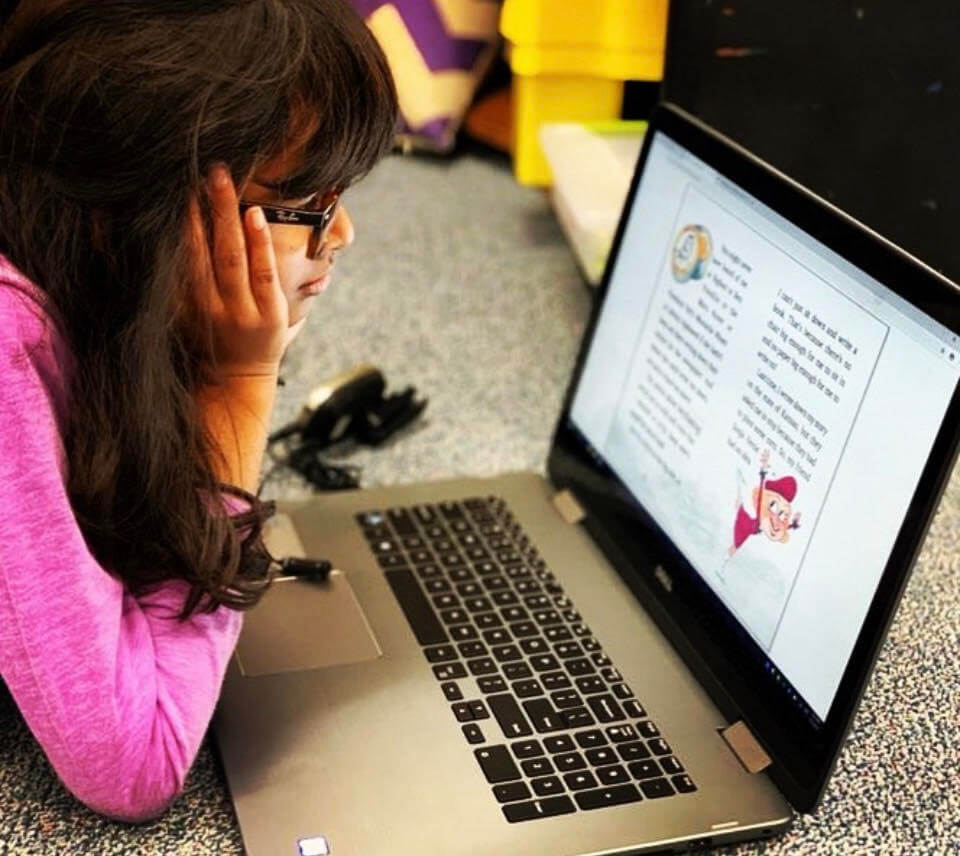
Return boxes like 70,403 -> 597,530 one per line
658,0 -> 958,283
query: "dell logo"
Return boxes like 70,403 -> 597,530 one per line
654,565 -> 673,593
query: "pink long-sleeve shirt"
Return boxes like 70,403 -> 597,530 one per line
0,256 -> 244,822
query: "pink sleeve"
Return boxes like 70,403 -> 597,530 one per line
0,315 -> 244,822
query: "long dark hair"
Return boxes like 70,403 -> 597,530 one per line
0,0 -> 397,616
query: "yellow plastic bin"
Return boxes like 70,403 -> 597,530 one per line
500,0 -> 668,185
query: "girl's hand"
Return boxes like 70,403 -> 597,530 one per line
186,165 -> 288,378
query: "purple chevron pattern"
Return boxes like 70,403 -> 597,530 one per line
352,0 -> 490,72
352,0 -> 500,150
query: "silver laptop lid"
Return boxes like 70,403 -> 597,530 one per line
548,102 -> 960,810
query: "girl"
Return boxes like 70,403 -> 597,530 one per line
0,0 -> 396,822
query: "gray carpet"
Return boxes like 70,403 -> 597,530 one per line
0,150 -> 958,854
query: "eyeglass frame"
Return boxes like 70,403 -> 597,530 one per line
238,188 -> 343,260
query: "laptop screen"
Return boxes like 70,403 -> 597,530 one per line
567,129 -> 960,724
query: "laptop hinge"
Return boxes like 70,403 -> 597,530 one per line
720,721 -> 772,774
552,489 -> 586,524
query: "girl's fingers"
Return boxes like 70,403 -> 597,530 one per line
243,205 -> 286,324
208,165 -> 252,309
186,195 -> 223,316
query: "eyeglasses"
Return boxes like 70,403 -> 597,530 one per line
238,187 -> 342,260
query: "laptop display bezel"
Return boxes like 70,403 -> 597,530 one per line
547,102 -> 960,812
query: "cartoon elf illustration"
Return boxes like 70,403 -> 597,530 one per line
728,449 -> 802,557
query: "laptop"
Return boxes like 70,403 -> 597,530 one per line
213,103 -> 960,856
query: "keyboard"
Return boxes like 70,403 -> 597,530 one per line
357,496 -> 696,823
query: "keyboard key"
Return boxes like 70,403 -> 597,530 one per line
464,597 -> 492,613
462,723 -> 485,744
543,735 -> 576,754
449,624 -> 479,642
529,654 -> 560,673
493,781 -> 531,803
533,610 -> 562,626
513,679 -> 544,698
567,658 -> 595,676
648,738 -> 672,756
585,747 -> 618,766
413,505 -> 436,525
510,621 -> 539,638
574,784 -> 642,811
530,776 -> 564,796
482,628 -> 512,645
521,758 -> 553,777
606,724 -> 639,743
433,662 -> 467,681
660,756 -> 684,775
672,774 -> 697,794
628,760 -> 661,780
596,764 -> 630,785
439,608 -> 469,625
484,576 -> 510,591
519,637 -> 549,656
452,703 -> 474,722
560,708 -> 595,729
416,564 -> 442,579
640,777 -> 675,799
467,658 -> 498,676
554,642 -> 584,659
544,625 -> 573,642
425,579 -> 452,594
522,699 -> 565,732
587,694 -> 626,723
377,553 -> 407,569
425,645 -> 458,663
488,694 -> 534,739
510,739 -> 544,759
492,644 -> 523,663
474,745 -> 521,783
456,581 -> 483,597
611,683 -> 633,700
600,667 -> 622,683
469,700 -> 490,720
387,507 -> 417,536
524,594 -> 551,609
550,690 -> 583,709
477,676 -> 508,694
433,593 -> 459,610
502,662 -> 533,680
502,795 -> 575,823
554,752 -> 586,772
458,642 -> 487,658
384,569 -> 448,645
574,730 -> 606,749
637,720 -> 660,738
540,672 -> 572,691
440,682 -> 463,701
591,652 -> 612,668
475,613 -> 503,629
575,676 -> 606,695
563,771 -> 598,791
618,742 -> 652,761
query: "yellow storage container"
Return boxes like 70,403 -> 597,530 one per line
500,0 -> 668,185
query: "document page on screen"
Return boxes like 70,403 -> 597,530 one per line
571,133 -> 960,720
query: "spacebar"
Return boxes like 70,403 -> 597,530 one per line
384,569 -> 449,645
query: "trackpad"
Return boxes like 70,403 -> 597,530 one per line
236,572 -> 382,676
